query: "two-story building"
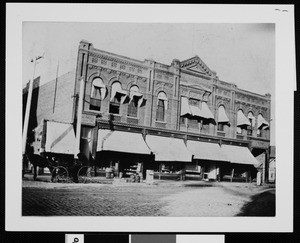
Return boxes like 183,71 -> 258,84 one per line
23,40 -> 271,182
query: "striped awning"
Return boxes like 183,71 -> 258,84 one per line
237,110 -> 251,126
97,129 -> 151,155
257,114 -> 269,129
218,106 -> 230,123
145,135 -> 192,162
157,92 -> 168,110
200,102 -> 215,120
187,140 -> 229,162
180,97 -> 214,120
221,144 -> 259,165
91,78 -> 107,101
180,96 -> 191,116
110,82 -> 127,103
189,105 -> 202,117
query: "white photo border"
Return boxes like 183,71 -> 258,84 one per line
6,3 -> 295,232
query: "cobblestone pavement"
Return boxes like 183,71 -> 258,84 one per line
22,177 -> 275,216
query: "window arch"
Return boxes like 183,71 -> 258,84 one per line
257,113 -> 269,137
127,85 -> 143,117
156,92 -> 168,122
217,105 -> 229,131
109,81 -> 127,114
90,77 -> 106,111
247,111 -> 255,136
236,109 -> 250,134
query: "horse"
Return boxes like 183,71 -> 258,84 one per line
23,152 -> 57,181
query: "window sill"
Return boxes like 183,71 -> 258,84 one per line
87,109 -> 102,114
108,113 -> 122,122
126,116 -> 139,119
155,120 -> 167,124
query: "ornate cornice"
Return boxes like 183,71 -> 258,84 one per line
180,56 -> 213,76
89,51 -> 149,70
88,64 -> 147,81
155,69 -> 175,76
215,94 -> 231,102
181,69 -> 212,80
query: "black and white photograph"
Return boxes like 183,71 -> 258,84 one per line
6,4 -> 294,233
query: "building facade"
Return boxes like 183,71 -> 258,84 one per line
23,40 -> 271,182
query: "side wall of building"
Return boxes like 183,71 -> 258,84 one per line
37,71 -> 76,124
23,70 -> 76,129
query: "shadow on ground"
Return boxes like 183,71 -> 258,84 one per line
236,189 -> 275,216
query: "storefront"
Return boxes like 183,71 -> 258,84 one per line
96,129 -> 152,178
220,144 -> 259,182
186,140 -> 230,181
145,135 -> 193,180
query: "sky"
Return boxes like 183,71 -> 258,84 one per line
22,22 -> 275,144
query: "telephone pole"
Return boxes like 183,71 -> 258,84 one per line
22,55 -> 43,176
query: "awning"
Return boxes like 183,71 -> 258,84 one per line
257,114 -> 269,129
247,112 -> 255,127
110,82 -> 127,103
97,129 -> 151,155
201,102 -> 215,119
237,110 -> 251,126
180,96 -> 191,116
45,121 -> 75,154
91,78 -> 107,100
145,135 -> 192,162
218,106 -> 230,123
129,86 -> 145,107
157,92 -> 168,110
187,140 -> 229,162
189,105 -> 202,117
221,144 -> 259,165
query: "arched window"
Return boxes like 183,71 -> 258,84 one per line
109,82 -> 127,114
156,92 -> 168,122
217,105 -> 229,131
236,109 -> 250,134
247,112 -> 255,136
257,113 -> 269,137
127,86 -> 142,117
90,77 -> 106,111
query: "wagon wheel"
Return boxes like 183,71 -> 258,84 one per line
51,166 -> 69,183
77,166 -> 94,183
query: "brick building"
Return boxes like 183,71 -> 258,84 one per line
23,40 -> 271,182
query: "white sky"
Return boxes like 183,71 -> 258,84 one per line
23,22 -> 275,96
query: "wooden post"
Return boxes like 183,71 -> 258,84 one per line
159,163 -> 162,180
231,168 -> 235,182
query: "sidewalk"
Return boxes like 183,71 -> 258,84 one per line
23,172 -> 274,191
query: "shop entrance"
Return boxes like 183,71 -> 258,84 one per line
95,151 -> 153,180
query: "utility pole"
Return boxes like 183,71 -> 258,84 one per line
22,55 -> 43,176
